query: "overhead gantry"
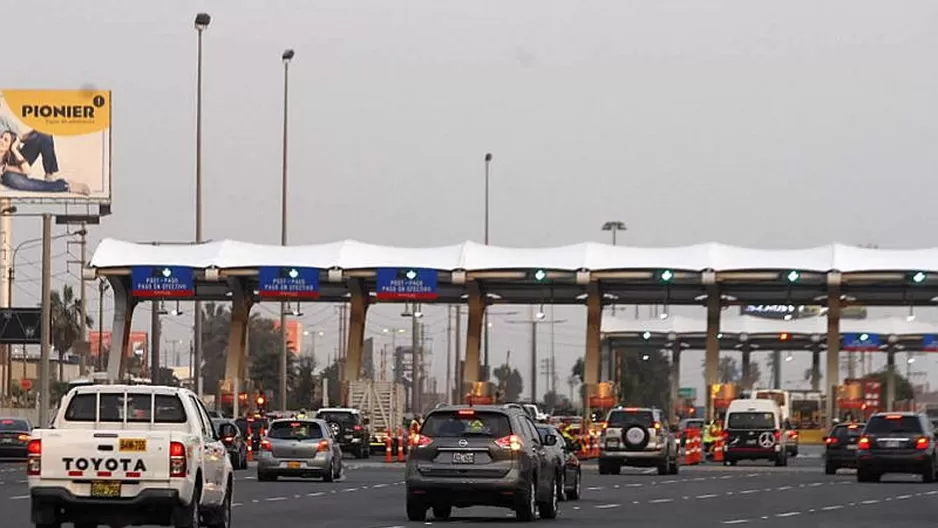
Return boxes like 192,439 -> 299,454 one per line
86,238 -> 938,427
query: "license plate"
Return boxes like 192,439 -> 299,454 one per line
0,438 -> 11,444
90,481 -> 121,498
287,461 -> 301,469
119,439 -> 147,452
885,440 -> 900,448
606,439 -> 619,447
452,452 -> 475,464
746,439 -> 756,445
847,444 -> 857,450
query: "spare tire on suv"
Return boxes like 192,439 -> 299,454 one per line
622,424 -> 650,450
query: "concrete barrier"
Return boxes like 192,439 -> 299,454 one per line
0,407 -> 39,424
798,429 -> 825,445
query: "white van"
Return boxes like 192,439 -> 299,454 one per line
722,399 -> 789,467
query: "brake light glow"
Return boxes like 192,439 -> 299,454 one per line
916,437 -> 929,450
623,407 -> 639,411
886,414 -> 902,420
858,436 -> 871,450
457,409 -> 475,416
221,436 -> 234,444
353,425 -> 363,431
259,439 -> 272,451
495,434 -> 524,451
317,440 -> 330,453
289,422 -> 301,427
774,430 -> 781,441
1,419 -> 13,424
412,434 -> 433,448
825,437 -> 838,445
848,424 -> 859,429
169,441 -> 187,478
601,422 -> 608,430
26,439 -> 40,476
17,434 -> 29,442
653,421 -> 661,430
788,431 -> 798,439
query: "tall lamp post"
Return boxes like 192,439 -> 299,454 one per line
483,153 -> 492,381
279,48 -> 295,411
193,12 -> 211,397
601,221 -> 626,316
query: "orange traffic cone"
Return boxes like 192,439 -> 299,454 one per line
385,431 -> 393,463
397,427 -> 405,462
713,436 -> 724,463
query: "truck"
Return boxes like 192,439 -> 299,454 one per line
28,384 -> 233,528
346,380 -> 405,455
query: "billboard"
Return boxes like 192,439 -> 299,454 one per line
272,320 -> 303,355
88,331 -> 149,358
741,304 -> 867,320
0,90 -> 111,202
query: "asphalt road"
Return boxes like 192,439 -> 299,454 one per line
2,447 -> 937,527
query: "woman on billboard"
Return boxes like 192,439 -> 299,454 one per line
0,130 -> 89,194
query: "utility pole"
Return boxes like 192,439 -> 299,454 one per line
411,303 -> 421,413
67,226 -> 89,376
446,305 -> 453,404
601,221 -> 626,317
454,305 -> 462,404
507,307 -> 566,404
38,214 -> 52,427
150,302 -> 162,384
97,280 -> 108,371
0,200 -> 10,399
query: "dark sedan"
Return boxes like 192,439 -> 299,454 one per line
0,417 -> 32,458
824,422 -> 864,474
856,412 -> 938,483
536,424 -> 581,501
213,418 -> 249,469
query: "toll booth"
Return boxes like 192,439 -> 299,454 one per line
465,381 -> 496,405
711,383 -> 738,422
838,378 -> 882,421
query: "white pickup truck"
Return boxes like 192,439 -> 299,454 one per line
27,384 -> 233,528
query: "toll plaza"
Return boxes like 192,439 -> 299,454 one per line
86,238 -> 938,427
602,314 -> 938,420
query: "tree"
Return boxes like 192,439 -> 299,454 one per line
290,356 -> 317,410
619,350 -> 671,410
571,358 -> 584,383
493,364 -> 523,402
865,369 -> 914,401
701,356 -> 762,388
248,316 -> 296,408
50,284 -> 93,381
321,360 -> 341,407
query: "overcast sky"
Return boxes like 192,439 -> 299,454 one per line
7,0 -> 938,400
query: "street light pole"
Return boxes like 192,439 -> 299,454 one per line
483,153 -> 492,381
38,214 -> 51,426
279,48 -> 294,412
193,12 -> 211,397
601,221 -> 627,317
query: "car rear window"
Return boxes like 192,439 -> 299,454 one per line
421,411 -> 511,438
607,410 -> 654,428
681,420 -> 704,430
0,418 -> 29,431
318,412 -> 358,425
64,393 -> 187,423
865,416 -> 923,435
727,412 -> 776,430
833,424 -> 864,439
268,421 -> 324,440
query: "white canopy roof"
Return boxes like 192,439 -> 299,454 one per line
90,238 -> 938,273
602,315 -> 938,336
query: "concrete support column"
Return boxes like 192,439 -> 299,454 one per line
772,348 -> 782,389
704,283 -> 721,423
825,274 -> 842,429
670,342 -> 681,422
886,346 -> 896,412
223,278 -> 253,417
343,279 -> 370,384
105,276 -> 137,383
583,283 -> 602,419
740,344 -> 752,389
462,282 -> 485,400
811,345 -> 821,391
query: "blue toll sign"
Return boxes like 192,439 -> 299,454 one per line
258,267 -> 321,299
924,335 -> 938,351
375,268 -> 438,300
131,266 -> 194,298
842,332 -> 880,351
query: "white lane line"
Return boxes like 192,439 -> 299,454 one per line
648,498 -> 673,503
722,520 -> 750,525
696,493 -> 719,499
587,486 -> 604,491
860,499 -> 879,505
776,512 -> 800,518
265,497 -> 287,502
896,494 -> 912,500
232,503 -> 243,508
739,489 -> 758,495
373,483 -> 388,488
9,495 -> 28,500
595,504 -> 620,509
776,486 -> 792,491
341,488 -> 357,493
307,492 -> 324,497
808,482 -> 822,487
821,505 -> 844,511
624,483 -> 643,488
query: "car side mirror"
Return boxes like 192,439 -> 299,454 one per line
544,434 -> 558,446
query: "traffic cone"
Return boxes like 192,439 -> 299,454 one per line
385,431 -> 393,463
397,427 -> 405,462
247,445 -> 253,462
713,436 -> 724,463
591,433 -> 599,459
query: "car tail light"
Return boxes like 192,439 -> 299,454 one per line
457,409 -> 475,416
17,434 -> 29,442
886,414 -> 902,420
169,441 -> 186,478
722,431 -> 729,440
916,437 -> 929,450
353,425 -> 363,431
653,421 -> 661,430
26,439 -> 41,476
825,436 -> 838,446
788,431 -> 798,439
221,436 -> 234,444
412,434 -> 433,448
774,430 -> 781,441
317,440 -> 330,453
495,434 -> 523,451
601,421 -> 608,430
858,436 -> 871,450
259,439 -> 272,451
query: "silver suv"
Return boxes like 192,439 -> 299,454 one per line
598,407 -> 679,475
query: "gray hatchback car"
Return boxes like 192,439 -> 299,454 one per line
256,418 -> 344,482
405,405 -> 559,522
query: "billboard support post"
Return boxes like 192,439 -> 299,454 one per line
0,200 -> 9,399
38,213 -> 51,427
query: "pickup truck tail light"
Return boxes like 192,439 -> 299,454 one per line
26,439 -> 41,476
317,440 -> 330,453
169,441 -> 187,478
494,434 -> 523,451
915,437 -> 929,450
825,436 -> 838,446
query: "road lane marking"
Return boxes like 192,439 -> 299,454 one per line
776,512 -> 800,517
9,495 -> 27,500
648,498 -> 673,503
307,492 -> 324,497
722,520 -> 750,525
595,504 -> 620,509
820,505 -> 843,511
696,493 -> 718,499
265,497 -> 287,502
860,499 -> 879,505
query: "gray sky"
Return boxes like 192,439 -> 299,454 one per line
7,0 -> 938,399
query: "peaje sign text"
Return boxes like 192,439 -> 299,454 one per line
258,267 -> 321,299
375,268 -> 438,300
0,90 -> 111,203
131,267 -> 195,298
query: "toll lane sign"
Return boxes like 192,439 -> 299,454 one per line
842,332 -> 879,351
131,266 -> 195,298
258,267 -> 321,299
375,268 -> 438,300
924,335 -> 938,351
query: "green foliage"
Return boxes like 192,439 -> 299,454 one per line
493,363 -> 524,402
50,284 -> 94,379
865,369 -> 914,401
618,349 -> 671,410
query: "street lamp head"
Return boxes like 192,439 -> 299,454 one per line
484,153 -> 492,162
282,49 -> 295,61
601,221 -> 627,231
194,13 -> 211,30
74,229 -> 87,237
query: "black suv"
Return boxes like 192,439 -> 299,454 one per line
824,422 -> 864,474
405,405 -> 560,522
315,408 -> 370,458
856,412 -> 938,482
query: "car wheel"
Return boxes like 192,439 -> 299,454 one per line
670,457 -> 680,475
406,496 -> 427,522
432,504 -> 452,520
204,484 -> 231,528
567,469 -> 581,500
825,462 -> 836,475
515,480 -> 537,522
558,472 -> 567,501
172,484 -> 200,528
241,449 -> 248,469
538,476 -> 559,519
257,471 -> 276,482
324,461 -> 335,483
923,460 -> 936,483
657,459 -> 669,475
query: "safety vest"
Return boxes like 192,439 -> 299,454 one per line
409,420 -> 420,435
703,423 -> 715,443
